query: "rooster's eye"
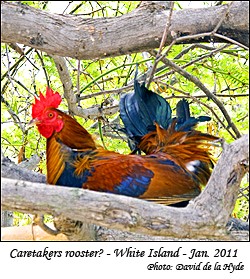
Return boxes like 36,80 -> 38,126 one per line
48,112 -> 54,118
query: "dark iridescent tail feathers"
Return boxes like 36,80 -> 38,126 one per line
119,78 -> 212,152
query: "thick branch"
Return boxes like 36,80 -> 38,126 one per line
2,135 -> 249,240
1,154 -> 45,183
1,2 -> 248,60
1,178 -> 224,239
191,134 -> 249,225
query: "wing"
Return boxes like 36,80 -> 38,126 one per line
55,147 -> 200,205
52,147 -> 155,196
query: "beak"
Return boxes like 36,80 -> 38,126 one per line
27,118 -> 41,127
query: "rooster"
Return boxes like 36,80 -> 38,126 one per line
30,83 -> 217,235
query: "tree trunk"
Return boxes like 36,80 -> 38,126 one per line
1,1 -> 248,60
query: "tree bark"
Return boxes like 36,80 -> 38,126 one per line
1,154 -> 45,183
2,134 -> 249,240
1,211 -> 13,227
1,1 -> 248,60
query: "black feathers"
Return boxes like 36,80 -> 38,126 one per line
175,99 -> 211,132
120,79 -> 172,137
119,76 -> 211,151
120,80 -> 171,149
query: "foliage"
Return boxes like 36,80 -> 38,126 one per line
1,1 -> 249,226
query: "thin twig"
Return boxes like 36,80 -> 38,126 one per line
79,58 -> 153,94
1,95 -> 25,133
147,1 -> 174,87
69,2 -> 84,14
161,57 -> 241,138
76,60 -> 81,96
7,76 -> 34,96
1,48 -> 33,81
79,84 -> 133,100
213,33 -> 249,50
175,44 -> 247,59
8,43 -> 24,55
158,25 -> 248,64
98,119 -> 107,150
211,1 -> 234,35
35,50 -> 50,88
150,44 -> 230,80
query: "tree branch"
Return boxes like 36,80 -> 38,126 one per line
153,54 -> 242,139
1,2 -> 248,60
1,153 -> 45,183
50,55 -> 119,119
2,135 -> 249,240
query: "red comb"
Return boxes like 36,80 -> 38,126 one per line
32,87 -> 62,118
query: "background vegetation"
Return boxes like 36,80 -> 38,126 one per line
1,1 -> 249,227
